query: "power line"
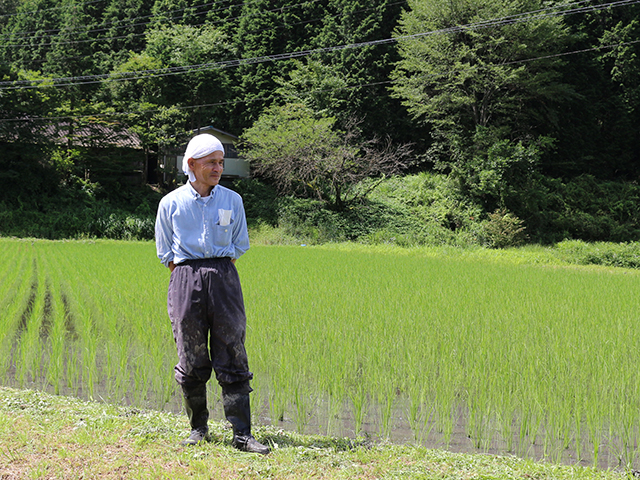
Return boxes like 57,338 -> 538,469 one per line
1,0 -> 638,91
0,36 -> 637,124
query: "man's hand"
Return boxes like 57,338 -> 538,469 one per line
169,261 -> 175,272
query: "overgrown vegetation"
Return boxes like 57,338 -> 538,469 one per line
240,173 -> 640,254
0,144 -> 162,240
1,0 -> 640,254
2,172 -> 639,269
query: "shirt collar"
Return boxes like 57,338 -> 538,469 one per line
187,182 -> 218,200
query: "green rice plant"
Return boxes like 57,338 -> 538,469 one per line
375,380 -> 396,440
321,392 -> 345,437
15,254 -> 48,387
292,380 -> 313,434
42,278 -> 67,395
4,240 -> 640,470
0,245 -> 32,383
55,262 -> 100,398
346,382 -> 368,437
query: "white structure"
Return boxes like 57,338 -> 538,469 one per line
159,126 -> 249,185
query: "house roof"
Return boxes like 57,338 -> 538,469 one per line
0,119 -> 143,149
41,122 -> 143,149
194,126 -> 238,141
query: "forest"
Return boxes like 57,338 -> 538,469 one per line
0,0 -> 639,245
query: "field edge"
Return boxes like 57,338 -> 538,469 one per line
0,386 -> 629,480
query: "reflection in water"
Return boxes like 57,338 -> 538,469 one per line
4,373 -> 627,471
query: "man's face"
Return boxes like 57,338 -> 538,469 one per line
189,150 -> 224,189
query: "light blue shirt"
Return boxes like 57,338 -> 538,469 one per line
155,183 -> 250,267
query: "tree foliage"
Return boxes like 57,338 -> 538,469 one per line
240,103 -> 412,209
0,0 -> 640,242
391,0 -> 572,164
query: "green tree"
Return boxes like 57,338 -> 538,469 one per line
151,0 -> 212,27
42,0 -> 94,78
1,0 -> 60,71
93,0 -> 154,73
240,103 -> 412,210
552,3 -> 640,179
143,23 -> 234,130
103,51 -> 187,182
0,0 -> 19,30
390,0 -> 572,210
274,58 -> 351,118
313,0 -> 413,143
225,0 -> 327,132
103,23 -> 234,180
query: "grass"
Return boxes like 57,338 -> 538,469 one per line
0,386 -> 630,479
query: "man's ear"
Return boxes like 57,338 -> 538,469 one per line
187,157 -> 195,171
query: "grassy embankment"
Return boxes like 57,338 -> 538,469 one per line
0,386 -> 628,480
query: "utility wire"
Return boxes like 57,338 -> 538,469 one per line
1,0 -> 638,90
1,36 -> 637,124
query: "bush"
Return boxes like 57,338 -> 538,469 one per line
275,197 -> 402,243
272,175 -> 486,248
92,211 -> 155,240
554,240 -> 640,268
229,178 -> 279,227
0,193 -> 157,241
481,208 -> 528,249
535,175 -> 640,243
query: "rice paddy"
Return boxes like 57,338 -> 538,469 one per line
1,238 -> 639,471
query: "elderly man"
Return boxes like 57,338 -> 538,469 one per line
155,133 -> 269,455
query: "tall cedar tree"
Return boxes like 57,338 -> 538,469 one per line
225,0 -> 328,133
94,0 -> 154,73
314,0 -> 417,145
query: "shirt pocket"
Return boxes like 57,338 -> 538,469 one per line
212,220 -> 234,247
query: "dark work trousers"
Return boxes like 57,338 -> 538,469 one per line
167,257 -> 253,391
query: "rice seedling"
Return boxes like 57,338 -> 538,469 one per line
2,239 -> 640,470
0,247 -> 32,383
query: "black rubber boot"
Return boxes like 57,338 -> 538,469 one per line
181,384 -> 211,446
222,390 -> 270,455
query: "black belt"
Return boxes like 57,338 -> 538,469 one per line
177,257 -> 232,266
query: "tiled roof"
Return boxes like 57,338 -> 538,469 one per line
1,119 -> 143,149
41,122 -> 143,149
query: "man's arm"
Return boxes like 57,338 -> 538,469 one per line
231,197 -> 250,260
169,261 -> 175,272
155,198 -> 176,268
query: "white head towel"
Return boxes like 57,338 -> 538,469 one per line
183,133 -> 225,182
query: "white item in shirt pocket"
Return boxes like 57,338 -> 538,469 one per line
218,209 -> 232,226
212,221 -> 233,247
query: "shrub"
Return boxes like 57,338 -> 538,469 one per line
554,240 -> 640,268
92,212 -> 155,240
481,208 -> 528,249
230,178 -> 279,227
